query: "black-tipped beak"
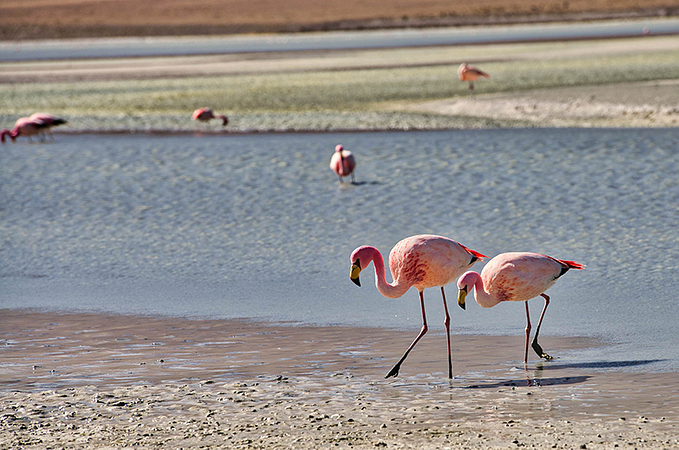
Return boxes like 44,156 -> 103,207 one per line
350,261 -> 361,287
457,286 -> 468,310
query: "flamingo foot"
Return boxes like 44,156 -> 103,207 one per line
385,364 -> 401,378
531,341 -> 553,360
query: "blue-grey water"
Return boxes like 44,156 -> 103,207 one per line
1,129 -> 677,370
1,18 -> 678,61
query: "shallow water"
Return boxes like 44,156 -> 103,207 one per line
2,18 -> 678,61
1,129 -> 677,369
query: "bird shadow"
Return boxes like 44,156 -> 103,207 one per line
533,359 -> 666,371
344,180 -> 381,186
462,375 -> 590,389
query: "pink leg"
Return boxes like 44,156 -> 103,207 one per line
531,294 -> 553,360
441,287 -> 453,379
524,301 -> 532,365
385,290 -> 428,378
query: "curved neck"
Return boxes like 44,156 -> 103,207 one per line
366,247 -> 411,299
466,272 -> 499,308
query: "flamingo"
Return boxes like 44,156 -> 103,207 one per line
329,144 -> 356,183
1,117 -> 47,144
28,113 -> 67,142
192,108 -> 228,126
456,252 -> 585,364
458,63 -> 490,97
350,234 -> 486,378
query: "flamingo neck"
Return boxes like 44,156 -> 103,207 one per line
466,272 -> 499,308
0,129 -> 8,143
366,247 -> 411,299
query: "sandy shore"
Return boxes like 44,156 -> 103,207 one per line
1,310 -> 677,448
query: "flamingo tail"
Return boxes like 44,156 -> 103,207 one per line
557,259 -> 585,270
459,244 -> 488,261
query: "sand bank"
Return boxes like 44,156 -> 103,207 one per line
1,310 -> 677,448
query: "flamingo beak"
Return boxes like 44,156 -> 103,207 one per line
457,286 -> 468,310
350,261 -> 362,287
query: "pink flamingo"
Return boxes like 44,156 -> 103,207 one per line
458,63 -> 490,97
350,234 -> 487,378
192,108 -> 228,126
456,252 -> 585,364
329,144 -> 356,183
28,113 -> 67,141
1,117 -> 46,144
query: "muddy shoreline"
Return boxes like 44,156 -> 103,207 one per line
1,310 -> 677,449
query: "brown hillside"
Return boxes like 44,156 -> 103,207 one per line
1,0 -> 678,40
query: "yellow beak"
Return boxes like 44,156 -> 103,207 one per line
350,263 -> 361,287
457,286 -> 467,310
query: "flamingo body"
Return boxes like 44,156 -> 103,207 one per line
330,144 -> 356,183
28,113 -> 67,128
458,63 -> 490,96
350,234 -> 486,378
192,107 -> 228,126
457,252 -> 584,363
28,113 -> 67,141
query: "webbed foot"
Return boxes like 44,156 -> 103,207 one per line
385,364 -> 401,378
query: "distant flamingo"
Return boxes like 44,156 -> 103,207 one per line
192,108 -> 228,126
456,252 -> 585,364
329,144 -> 356,183
28,113 -> 67,142
458,63 -> 490,97
1,117 -> 46,143
350,235 -> 486,378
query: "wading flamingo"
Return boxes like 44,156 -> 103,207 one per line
350,235 -> 486,378
28,113 -> 67,142
456,252 -> 584,364
330,144 -> 356,183
1,117 -> 47,143
192,108 -> 228,126
458,63 -> 490,97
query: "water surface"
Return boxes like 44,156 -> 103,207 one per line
1,128 -> 677,369
2,18 -> 678,61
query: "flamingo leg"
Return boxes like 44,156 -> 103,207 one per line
350,172 -> 356,184
469,82 -> 475,98
524,301 -> 532,364
338,176 -> 344,183
441,286 -> 453,379
531,294 -> 553,360
385,290 -> 428,378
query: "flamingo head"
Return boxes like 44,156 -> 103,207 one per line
349,245 -> 376,287
335,144 -> 344,153
0,129 -> 15,143
456,271 -> 478,310
219,115 -> 229,126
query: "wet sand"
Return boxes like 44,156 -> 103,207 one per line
1,310 -> 677,448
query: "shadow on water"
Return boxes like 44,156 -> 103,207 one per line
347,181 -> 381,186
463,375 -> 590,389
534,359 -> 665,371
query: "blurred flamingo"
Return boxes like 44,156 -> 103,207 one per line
329,144 -> 356,183
192,108 -> 228,126
350,234 -> 486,378
1,117 -> 46,143
458,63 -> 490,97
28,113 -> 67,142
456,252 -> 585,364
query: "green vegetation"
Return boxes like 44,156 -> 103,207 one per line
2,37 -> 679,131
